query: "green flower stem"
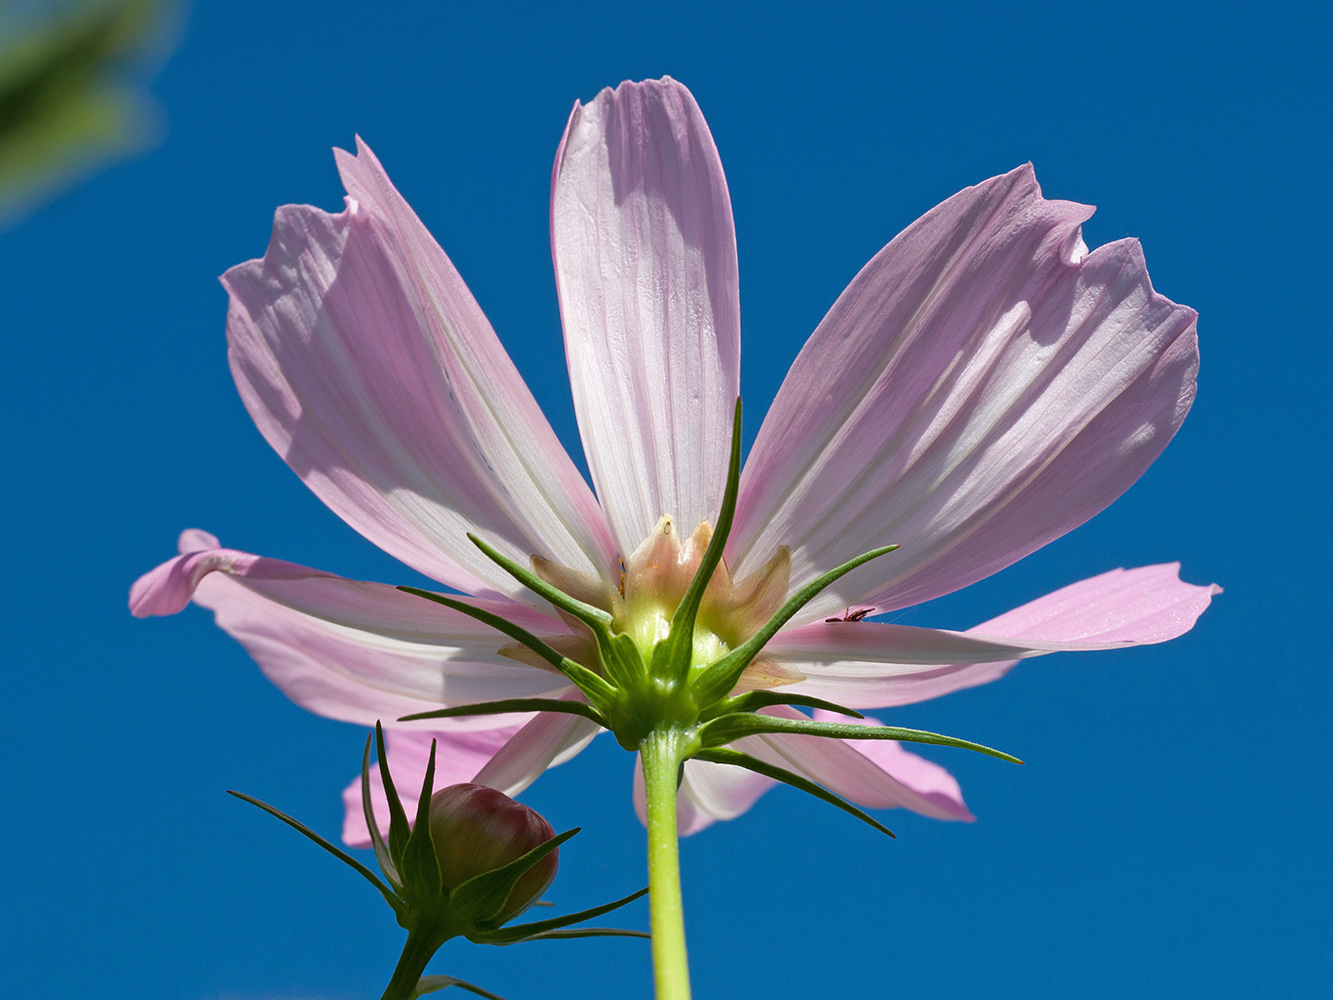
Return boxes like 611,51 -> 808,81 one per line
381,923 -> 452,1000
640,728 -> 694,1000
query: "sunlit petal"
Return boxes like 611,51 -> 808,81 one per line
552,77 -> 740,555
771,564 -> 1219,708
473,708 -> 603,798
223,139 -> 618,603
732,165 -> 1199,623
743,706 -> 972,821
131,531 -> 577,721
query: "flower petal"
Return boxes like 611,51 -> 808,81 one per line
742,706 -> 973,821
472,709 -> 602,799
341,724 -> 525,848
222,138 -> 618,602
130,530 -> 577,723
732,165 -> 1199,621
631,755 -> 777,836
552,77 -> 741,556
769,563 -> 1219,708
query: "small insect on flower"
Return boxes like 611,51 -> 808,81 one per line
825,608 -> 875,623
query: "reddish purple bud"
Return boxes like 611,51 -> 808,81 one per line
428,783 -> 558,924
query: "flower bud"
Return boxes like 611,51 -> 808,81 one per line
428,783 -> 558,925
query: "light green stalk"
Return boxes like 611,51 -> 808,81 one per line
640,727 -> 693,1000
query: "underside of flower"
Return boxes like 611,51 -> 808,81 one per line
400,399 -> 1021,837
126,74 -> 1221,1000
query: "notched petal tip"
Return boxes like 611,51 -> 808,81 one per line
553,72 -> 740,556
732,161 -> 1201,617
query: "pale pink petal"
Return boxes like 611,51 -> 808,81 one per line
222,138 -> 618,603
731,165 -> 1199,623
631,755 -> 777,836
130,531 -> 577,723
770,564 -> 1219,708
342,724 -> 525,847
812,709 -> 972,820
551,77 -> 740,556
742,706 -> 972,821
472,708 -> 602,799
969,562 -> 1222,642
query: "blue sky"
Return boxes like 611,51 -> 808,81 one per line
3,1 -> 1329,997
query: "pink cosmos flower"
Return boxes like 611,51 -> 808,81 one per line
131,77 -> 1216,845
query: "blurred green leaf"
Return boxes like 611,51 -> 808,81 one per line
0,0 -> 173,224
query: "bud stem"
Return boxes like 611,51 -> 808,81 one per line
381,923 -> 453,1000
640,727 -> 693,1000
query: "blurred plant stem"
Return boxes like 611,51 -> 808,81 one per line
0,0 -> 175,226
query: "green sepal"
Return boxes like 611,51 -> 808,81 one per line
472,886 -> 649,944
461,535 -> 648,691
400,739 -> 443,901
398,586 -> 617,709
465,534 -> 612,629
448,827 -> 580,929
502,926 -> 651,942
690,544 -> 899,706
700,690 -> 865,721
698,713 -> 1023,764
693,748 -> 895,838
377,722 -> 413,872
655,398 -> 743,686
225,790 -> 404,912
412,975 -> 509,1000
400,698 -> 608,729
601,630 -> 648,690
361,733 -> 402,891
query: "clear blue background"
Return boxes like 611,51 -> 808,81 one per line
3,1 -> 1328,997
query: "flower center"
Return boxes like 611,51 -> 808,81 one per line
521,516 -> 798,693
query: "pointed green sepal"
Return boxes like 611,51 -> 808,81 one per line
398,586 -> 618,709
471,886 -> 650,944
448,827 -> 580,928
400,739 -> 443,901
500,926 -> 652,942
465,533 -> 613,629
698,713 -> 1023,764
225,789 -> 404,911
377,722 -> 414,872
656,398 -> 743,686
400,698 -> 609,729
412,975 -> 510,1000
360,733 -> 403,890
690,544 -> 899,706
692,747 -> 895,838
700,690 -> 865,721
600,630 -> 648,690
468,530 -> 653,694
